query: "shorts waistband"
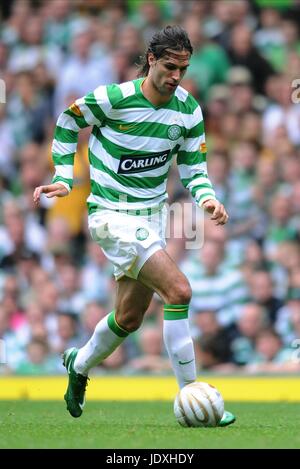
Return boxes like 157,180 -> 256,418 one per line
88,202 -> 165,217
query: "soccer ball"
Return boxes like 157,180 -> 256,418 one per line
174,382 -> 224,427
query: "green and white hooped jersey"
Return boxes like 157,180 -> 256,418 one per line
52,78 -> 216,214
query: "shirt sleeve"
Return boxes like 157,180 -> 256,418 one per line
176,105 -> 216,207
51,85 -> 109,191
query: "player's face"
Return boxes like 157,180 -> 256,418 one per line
148,49 -> 190,96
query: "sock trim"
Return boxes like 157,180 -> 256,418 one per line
164,304 -> 189,311
164,304 -> 189,320
107,311 -> 129,337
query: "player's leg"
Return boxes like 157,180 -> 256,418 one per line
138,249 -> 196,389
63,277 -> 153,418
74,277 -> 153,374
138,249 -> 236,427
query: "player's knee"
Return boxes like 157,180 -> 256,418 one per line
167,282 -> 192,305
115,310 -> 143,333
123,318 -> 142,333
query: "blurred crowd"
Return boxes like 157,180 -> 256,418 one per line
1,0 -> 300,376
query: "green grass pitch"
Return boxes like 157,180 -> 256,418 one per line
0,401 -> 299,448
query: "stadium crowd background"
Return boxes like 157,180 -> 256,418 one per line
0,0 -> 300,376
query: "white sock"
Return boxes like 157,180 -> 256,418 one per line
163,304 -> 196,389
74,311 -> 129,376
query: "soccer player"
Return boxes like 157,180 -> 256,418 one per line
34,25 -> 235,426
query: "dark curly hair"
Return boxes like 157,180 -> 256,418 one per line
138,25 -> 193,77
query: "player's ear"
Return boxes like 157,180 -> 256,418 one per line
148,52 -> 156,68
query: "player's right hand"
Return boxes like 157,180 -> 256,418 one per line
33,183 -> 69,204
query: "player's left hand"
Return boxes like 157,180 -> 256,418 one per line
202,199 -> 229,226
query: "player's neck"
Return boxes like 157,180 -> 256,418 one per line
141,76 -> 172,107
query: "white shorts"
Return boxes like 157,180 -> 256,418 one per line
88,207 -> 167,280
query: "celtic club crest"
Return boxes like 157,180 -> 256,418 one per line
136,228 -> 149,241
167,125 -> 182,141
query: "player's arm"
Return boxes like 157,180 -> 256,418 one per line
177,106 -> 228,226
34,86 -> 107,204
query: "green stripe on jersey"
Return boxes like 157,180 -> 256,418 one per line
64,109 -> 90,129
54,126 -> 78,143
85,92 -> 106,122
188,120 -> 204,137
107,84 -> 124,107
52,152 -> 75,166
52,175 -> 73,189
177,151 -> 206,165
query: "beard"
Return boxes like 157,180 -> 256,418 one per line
153,79 -> 176,96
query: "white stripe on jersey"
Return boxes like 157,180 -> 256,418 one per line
108,105 -> 202,130
57,113 -> 80,132
93,85 -> 112,115
53,164 -> 74,179
76,97 -> 102,126
52,140 -> 77,155
177,162 -> 208,178
100,127 -> 181,152
179,134 -> 205,152
118,81 -> 136,98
